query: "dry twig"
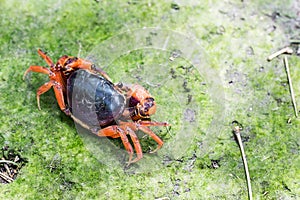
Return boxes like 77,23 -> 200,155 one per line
283,55 -> 298,117
267,47 -> 293,61
232,121 -> 252,200
0,171 -> 14,183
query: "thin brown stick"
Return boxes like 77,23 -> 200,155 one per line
283,56 -> 298,117
232,121 -> 252,200
0,160 -> 18,166
267,47 -> 293,61
0,172 -> 14,183
290,40 -> 300,44
4,164 -> 12,177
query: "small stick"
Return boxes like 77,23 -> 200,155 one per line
0,160 -> 19,166
0,172 -> 14,183
290,40 -> 300,44
77,41 -> 82,58
267,47 -> 293,61
4,164 -> 12,177
283,56 -> 298,117
232,121 -> 252,200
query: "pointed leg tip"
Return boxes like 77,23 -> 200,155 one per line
37,102 -> 42,110
23,70 -> 30,80
149,146 -> 162,154
126,157 -> 142,166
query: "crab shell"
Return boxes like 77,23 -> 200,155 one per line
67,69 -> 126,127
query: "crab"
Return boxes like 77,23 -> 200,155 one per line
24,49 -> 170,165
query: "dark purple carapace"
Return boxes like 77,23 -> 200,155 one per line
67,69 -> 126,127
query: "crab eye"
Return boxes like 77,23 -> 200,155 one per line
116,82 -> 123,88
144,97 -> 155,110
65,57 -> 78,65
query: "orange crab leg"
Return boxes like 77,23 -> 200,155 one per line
23,66 -> 52,80
35,80 -> 69,115
71,115 -> 165,164
96,125 -> 134,163
52,81 -> 69,115
66,59 -> 113,82
138,121 -> 170,127
36,81 -> 55,110
117,127 -> 134,164
138,126 -> 164,153
96,125 -> 119,138
37,49 -> 54,67
35,49 -> 110,81
126,127 -> 143,164
118,120 -> 166,155
23,49 -> 53,79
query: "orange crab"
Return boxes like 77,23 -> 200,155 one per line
24,49 -> 170,165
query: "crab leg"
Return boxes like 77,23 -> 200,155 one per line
126,127 -> 143,164
96,125 -> 134,163
116,127 -> 134,163
138,121 -> 170,127
23,66 -> 51,80
95,123 -> 144,164
67,59 -> 113,82
36,81 -> 55,110
138,126 -> 164,153
71,115 -> 165,164
37,49 -> 54,67
119,121 -> 165,154
35,80 -> 69,115
120,121 -> 166,154
52,81 -> 70,115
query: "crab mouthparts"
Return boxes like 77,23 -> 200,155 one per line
137,107 -> 150,118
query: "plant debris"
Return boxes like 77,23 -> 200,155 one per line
231,121 -> 252,200
0,146 -> 27,184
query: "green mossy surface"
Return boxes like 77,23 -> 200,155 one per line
0,0 -> 299,199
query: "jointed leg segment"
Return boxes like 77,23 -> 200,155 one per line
94,121 -> 166,164
23,66 -> 52,80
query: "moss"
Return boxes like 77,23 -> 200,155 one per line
0,0 -> 299,199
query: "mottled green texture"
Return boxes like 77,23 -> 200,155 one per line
0,0 -> 299,199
